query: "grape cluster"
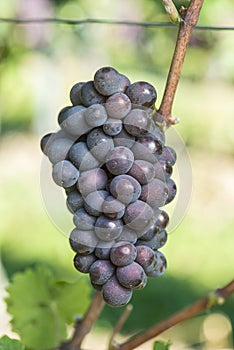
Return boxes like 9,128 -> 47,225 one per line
40,66 -> 177,307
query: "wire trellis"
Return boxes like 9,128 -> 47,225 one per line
0,17 -> 234,31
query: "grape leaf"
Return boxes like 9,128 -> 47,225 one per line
153,340 -> 171,350
0,335 -> 25,350
6,265 -> 91,350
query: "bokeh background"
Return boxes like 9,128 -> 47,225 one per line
0,0 -> 234,349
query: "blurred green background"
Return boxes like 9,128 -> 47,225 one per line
0,0 -> 234,349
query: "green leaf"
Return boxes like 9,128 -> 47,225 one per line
6,265 -> 91,350
0,335 -> 25,350
153,340 -> 171,350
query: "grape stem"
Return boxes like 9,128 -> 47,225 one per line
158,0 -> 204,124
161,0 -> 181,24
111,279 -> 234,350
109,304 -> 133,350
58,291 -> 105,350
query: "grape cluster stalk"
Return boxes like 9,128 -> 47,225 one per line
40,66 -> 177,307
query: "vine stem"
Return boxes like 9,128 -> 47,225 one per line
59,291 -> 105,350
158,0 -> 204,124
116,279 -> 234,350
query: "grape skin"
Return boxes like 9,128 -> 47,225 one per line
95,240 -> 114,260
124,109 -> 149,137
145,251 -> 167,277
70,82 -> 85,106
123,200 -> 154,232
47,137 -> 74,164
102,275 -> 132,307
165,178 -> 177,204
103,118 -> 122,136
60,105 -> 91,137
66,189 -> 84,213
69,229 -> 98,255
73,208 -> 96,230
84,104 -> 108,127
126,81 -> 157,108
94,215 -> 123,242
52,160 -> 79,188
116,227 -> 137,244
77,168 -> 108,197
105,92 -> 131,119
86,128 -> 114,162
80,80 -> 106,107
105,147 -> 134,176
135,245 -> 155,271
127,160 -> 155,185
137,229 -> 168,250
89,260 -> 115,285
102,195 -> 125,219
113,128 -> 135,148
73,253 -> 97,273
94,66 -> 122,96
160,146 -> 177,165
116,262 -> 147,290
110,241 -> 137,267
140,179 -> 169,208
110,175 -> 141,205
84,190 -> 108,217
69,142 -> 101,172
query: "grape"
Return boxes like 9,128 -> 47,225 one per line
57,107 -> 72,126
116,227 -> 137,244
60,105 -> 92,138
147,122 -> 166,146
80,80 -> 106,107
160,146 -> 177,165
73,208 -> 96,230
95,240 -> 114,259
140,179 -> 168,208
131,141 -> 157,164
40,133 -> 53,155
126,81 -> 157,108
103,118 -> 122,136
110,241 -> 137,266
93,66 -> 122,96
165,178 -> 177,204
77,168 -> 108,196
52,160 -> 79,188
69,229 -> 98,255
136,135 -> 162,155
102,275 -> 132,307
137,229 -> 167,250
66,189 -> 84,213
145,251 -> 167,277
84,190 -> 108,217
94,215 -> 123,241
105,146 -> 134,175
116,262 -> 147,289
110,175 -> 141,205
70,82 -> 85,106
73,253 -> 97,273
119,74 -> 130,93
89,260 -> 115,285
102,195 -> 125,219
155,210 -> 169,229
68,142 -> 100,171
47,137 -> 74,164
139,210 -> 169,241
127,160 -> 155,185
113,128 -> 135,148
124,109 -> 149,137
86,128 -> 114,162
123,200 -> 154,232
84,104 -> 108,127
135,245 -> 155,271
105,92 -> 131,119
154,160 -> 172,181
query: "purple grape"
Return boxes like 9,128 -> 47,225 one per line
119,74 -> 131,93
127,160 -> 155,185
68,141 -> 100,171
103,118 -> 122,136
105,146 -> 134,175
145,251 -> 167,277
130,141 -> 157,164
89,260 -> 115,285
70,82 -> 85,106
102,195 -> 125,219
135,245 -> 155,271
110,241 -> 137,267
69,229 -> 98,255
124,109 -> 149,137
102,275 -> 132,307
137,229 -> 168,250
84,190 -> 108,217
136,135 -> 162,155
77,168 -> 108,196
155,210 -> 169,229
93,66 -> 122,96
94,215 -> 123,241
66,189 -> 84,213
80,80 -> 106,107
73,253 -> 97,273
86,128 -> 114,162
95,240 -> 114,260
116,262 -> 147,290
105,92 -> 131,119
126,81 -> 157,108
165,178 -> 177,204
60,105 -> 91,137
160,146 -> 177,165
57,107 -> 72,126
116,227 -> 137,244
140,179 -> 168,208
40,132 -> 53,155
113,128 -> 135,149
47,137 -> 74,164
123,200 -> 154,232
52,160 -> 79,188
110,175 -> 141,205
84,104 -> 108,127
73,208 -> 96,230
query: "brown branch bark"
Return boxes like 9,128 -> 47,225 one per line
59,291 -> 105,350
158,0 -> 204,124
116,279 -> 234,350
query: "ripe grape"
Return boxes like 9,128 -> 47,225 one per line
124,109 -> 149,137
137,229 -> 168,250
86,128 -> 114,162
135,245 -> 155,271
47,137 -> 74,164
94,66 -> 122,96
66,189 -> 84,213
105,146 -> 134,175
40,132 -> 53,155
110,174 -> 141,205
165,178 -> 177,204
102,275 -> 133,307
69,141 -> 100,172
95,240 -> 114,260
116,262 -> 147,289
52,160 -> 79,188
73,208 -> 96,230
69,229 -> 98,255
73,253 -> 97,273
84,190 -> 108,217
160,146 -> 177,165
77,168 -> 108,196
116,227 -> 137,244
60,105 -> 91,137
103,118 -> 122,136
70,82 -> 85,106
136,135 -> 162,155
102,195 -> 125,219
140,179 -> 168,208
145,251 -> 167,277
110,241 -> 137,266
123,200 -> 154,232
126,81 -> 157,108
105,92 -> 131,119
127,160 -> 155,185
84,104 -> 108,127
119,74 -> 130,93
94,215 -> 123,241
89,260 -> 115,285
113,128 -> 135,148
80,80 -> 106,107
